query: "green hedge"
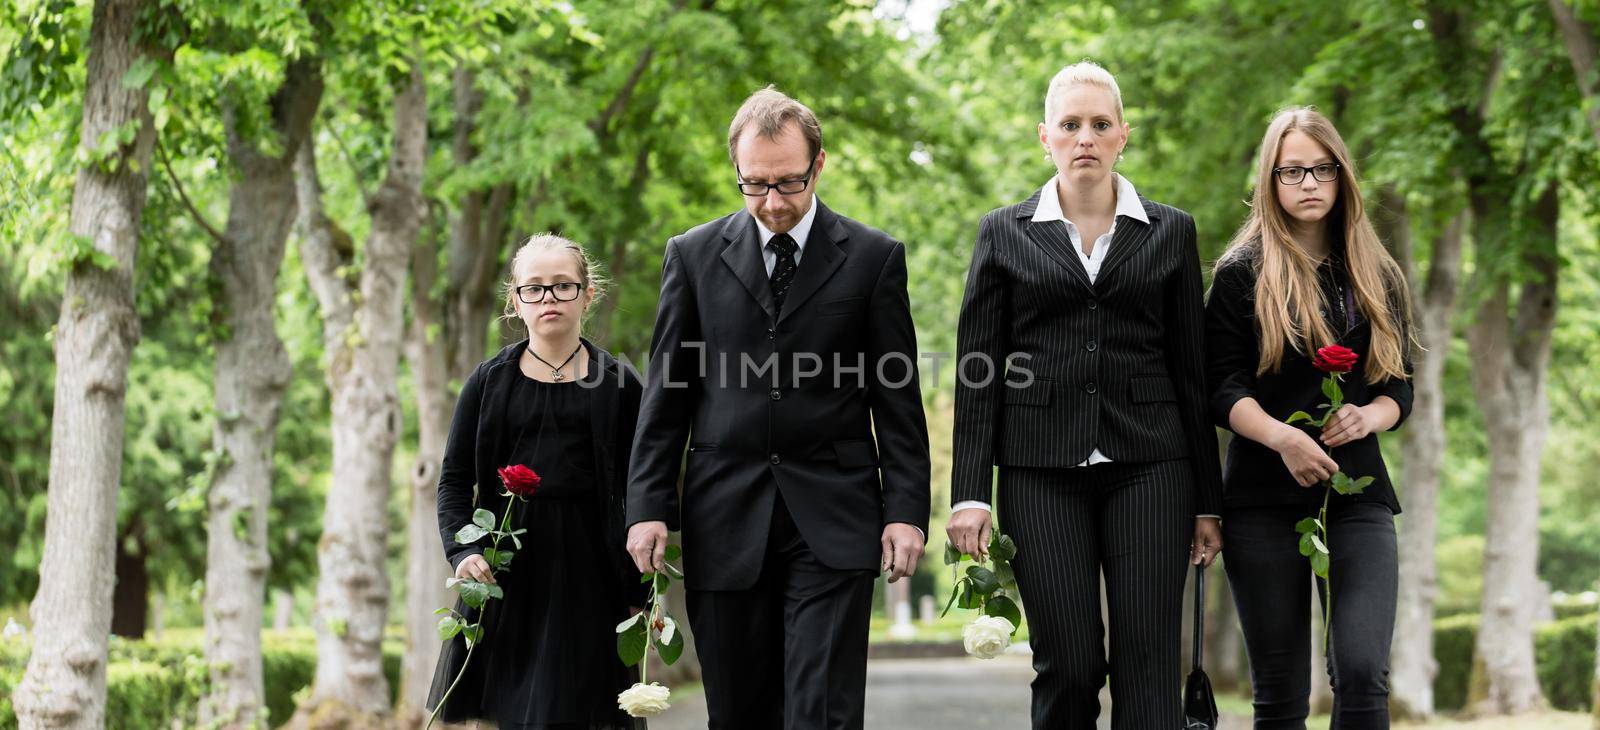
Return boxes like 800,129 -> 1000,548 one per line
0,632 -> 402,728
1433,612 -> 1598,712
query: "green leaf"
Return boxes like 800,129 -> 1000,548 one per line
664,562 -> 685,579
989,533 -> 1018,562
455,524 -> 488,544
940,581 -> 963,617
654,619 -> 686,665
652,617 -> 684,665
436,616 -> 462,641
1352,476 -> 1374,492
1321,377 -> 1342,404
485,583 -> 504,601
640,573 -> 655,584
943,541 -> 962,565
617,618 -> 649,666
615,612 -> 644,634
1298,532 -> 1315,557
452,579 -> 491,609
664,544 -> 682,562
958,581 -> 981,610
1286,411 -> 1315,425
121,57 -> 157,90
473,509 -> 495,530
984,595 -> 1023,634
995,560 -> 1017,589
654,572 -> 670,594
966,565 -> 1001,595
433,607 -> 454,616
1310,551 -> 1329,578
1310,534 -> 1328,555
462,623 -> 483,647
1294,517 -> 1319,535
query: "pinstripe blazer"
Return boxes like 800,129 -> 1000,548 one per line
950,189 -> 1224,515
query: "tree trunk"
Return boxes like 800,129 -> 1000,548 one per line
1390,208 -> 1467,720
110,525 -> 148,638
1467,184 -> 1559,716
1549,0 -> 1600,145
13,0 -> 165,726
291,58 -> 427,727
395,227 -> 455,725
1592,602 -> 1599,729
201,55 -> 322,729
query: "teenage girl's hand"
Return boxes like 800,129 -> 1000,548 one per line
455,554 -> 495,585
1272,425 -> 1340,487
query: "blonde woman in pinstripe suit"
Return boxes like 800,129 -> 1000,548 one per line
947,62 -> 1225,730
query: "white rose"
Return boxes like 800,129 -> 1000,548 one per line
962,615 -> 1014,659
617,681 -> 672,717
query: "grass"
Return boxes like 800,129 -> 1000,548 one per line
1216,693 -> 1594,729
868,612 -> 1032,645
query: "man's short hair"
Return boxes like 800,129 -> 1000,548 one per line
727,86 -> 823,165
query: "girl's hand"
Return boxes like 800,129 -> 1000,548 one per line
1272,425 -> 1340,487
1321,404 -> 1375,447
454,554 -> 495,584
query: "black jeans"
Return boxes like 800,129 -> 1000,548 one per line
1223,501 -> 1398,729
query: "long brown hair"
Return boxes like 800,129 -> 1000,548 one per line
1215,107 -> 1411,383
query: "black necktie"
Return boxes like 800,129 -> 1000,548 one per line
768,233 -> 799,313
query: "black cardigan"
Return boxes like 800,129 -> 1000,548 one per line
1204,250 -> 1412,513
435,337 -> 647,605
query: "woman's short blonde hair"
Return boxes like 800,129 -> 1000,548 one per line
1044,61 -> 1124,123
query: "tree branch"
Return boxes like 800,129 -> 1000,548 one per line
158,139 -> 228,247
1548,0 -> 1600,144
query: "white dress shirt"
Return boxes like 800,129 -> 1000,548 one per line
954,175 -> 1218,520
754,194 -> 819,275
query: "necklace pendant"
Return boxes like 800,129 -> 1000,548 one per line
552,371 -> 565,381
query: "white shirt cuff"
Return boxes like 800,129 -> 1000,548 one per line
951,500 -> 992,513
1196,514 -> 1221,520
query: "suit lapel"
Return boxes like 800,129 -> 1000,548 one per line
1019,189 -> 1095,292
1096,196 -> 1161,283
719,211 -> 776,320
776,202 -> 847,325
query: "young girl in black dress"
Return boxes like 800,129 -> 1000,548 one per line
427,234 -> 646,729
1205,108 -> 1414,729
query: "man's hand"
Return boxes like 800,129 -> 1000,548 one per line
626,520 -> 669,574
881,523 -> 925,583
1190,517 -> 1222,568
945,507 -> 992,561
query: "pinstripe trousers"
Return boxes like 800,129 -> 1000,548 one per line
997,459 -> 1195,730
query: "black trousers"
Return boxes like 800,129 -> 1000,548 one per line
1223,501 -> 1397,729
686,491 -> 876,730
997,459 -> 1195,730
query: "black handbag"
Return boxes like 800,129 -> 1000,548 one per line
1184,563 -> 1220,729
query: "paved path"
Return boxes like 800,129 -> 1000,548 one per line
648,655 -> 1251,729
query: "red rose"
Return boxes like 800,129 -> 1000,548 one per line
1312,344 -> 1359,374
498,464 -> 542,498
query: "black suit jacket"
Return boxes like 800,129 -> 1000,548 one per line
627,201 -> 931,591
951,190 -> 1224,516
436,338 -> 647,605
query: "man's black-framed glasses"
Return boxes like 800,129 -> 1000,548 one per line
1273,163 -> 1341,185
736,159 -> 815,197
515,282 -> 583,304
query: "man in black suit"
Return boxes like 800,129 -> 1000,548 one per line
625,87 -> 930,730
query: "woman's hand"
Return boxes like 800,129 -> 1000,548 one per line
1271,425 -> 1340,487
1190,517 -> 1222,568
945,507 -> 993,560
1321,403 -> 1385,447
454,554 -> 495,585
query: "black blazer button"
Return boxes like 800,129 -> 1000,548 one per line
1087,299 -> 1098,310
770,453 -> 782,465
1085,340 -> 1098,352
1085,381 -> 1099,394
770,388 -> 782,400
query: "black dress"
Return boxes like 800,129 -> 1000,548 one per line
427,372 -> 644,729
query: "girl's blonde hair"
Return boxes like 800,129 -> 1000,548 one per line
1044,61 -> 1124,123
501,233 -> 608,327
1215,107 -> 1412,383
